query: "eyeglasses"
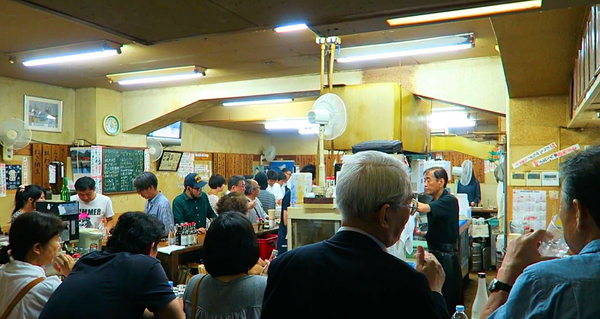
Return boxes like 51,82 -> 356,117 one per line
384,196 -> 419,216
399,198 -> 419,216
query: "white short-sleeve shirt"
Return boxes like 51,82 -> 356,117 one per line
71,193 -> 115,229
0,259 -> 61,319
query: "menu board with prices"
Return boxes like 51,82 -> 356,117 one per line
102,148 -> 144,194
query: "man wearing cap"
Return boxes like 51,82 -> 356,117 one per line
172,173 -> 217,232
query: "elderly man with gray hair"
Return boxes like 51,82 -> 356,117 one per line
261,151 -> 449,319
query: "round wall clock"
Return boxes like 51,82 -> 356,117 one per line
103,114 -> 121,136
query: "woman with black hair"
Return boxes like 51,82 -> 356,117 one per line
415,167 -> 462,315
183,212 -> 267,319
0,212 -> 74,319
11,185 -> 45,222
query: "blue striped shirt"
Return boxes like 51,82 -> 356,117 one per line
145,192 -> 174,237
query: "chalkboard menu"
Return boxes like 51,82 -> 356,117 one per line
102,148 -> 144,194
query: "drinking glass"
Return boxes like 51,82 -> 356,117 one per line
538,215 -> 569,258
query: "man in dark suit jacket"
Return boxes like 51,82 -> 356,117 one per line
262,151 -> 449,319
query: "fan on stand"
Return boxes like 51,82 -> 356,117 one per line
308,93 -> 348,193
0,119 -> 32,161
147,137 -> 164,162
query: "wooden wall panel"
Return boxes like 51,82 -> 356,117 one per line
213,153 -> 226,177
433,151 -> 485,183
215,153 -> 254,179
325,154 -> 343,178
294,155 -> 316,171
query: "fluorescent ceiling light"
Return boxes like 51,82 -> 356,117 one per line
222,98 -> 293,107
299,126 -> 319,135
387,0 -> 542,27
107,65 -> 206,86
430,112 -> 476,129
8,40 -> 122,67
265,119 -> 317,130
118,73 -> 203,86
336,33 -> 474,63
432,106 -> 465,112
23,50 -> 119,67
275,23 -> 308,33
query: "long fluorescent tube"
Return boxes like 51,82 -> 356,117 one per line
107,65 -> 206,86
275,23 -> 308,33
430,112 -> 476,129
265,120 -> 316,130
387,0 -> 542,27
336,33 -> 474,63
23,49 -> 119,67
299,126 -> 319,135
223,98 -> 293,107
118,73 -> 204,86
432,106 -> 465,112
430,120 -> 476,129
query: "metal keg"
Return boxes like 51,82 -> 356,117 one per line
471,243 -> 483,272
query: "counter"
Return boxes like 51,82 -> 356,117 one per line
287,204 -> 341,250
157,227 -> 278,284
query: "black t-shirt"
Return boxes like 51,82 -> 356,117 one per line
39,248 -> 175,319
425,189 -> 459,250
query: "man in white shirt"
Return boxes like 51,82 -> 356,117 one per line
71,177 -> 115,232
266,170 -> 284,205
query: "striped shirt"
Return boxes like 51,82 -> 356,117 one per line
257,190 -> 276,211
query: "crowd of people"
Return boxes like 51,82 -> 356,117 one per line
1,146 -> 600,318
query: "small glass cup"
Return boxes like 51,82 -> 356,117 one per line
538,215 -> 570,258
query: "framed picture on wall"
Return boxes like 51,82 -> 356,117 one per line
157,151 -> 183,171
24,95 -> 63,132
5,164 -> 22,190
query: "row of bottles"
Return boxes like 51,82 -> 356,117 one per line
452,272 -> 488,319
171,223 -> 198,246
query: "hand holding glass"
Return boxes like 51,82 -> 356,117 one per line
538,215 -> 569,258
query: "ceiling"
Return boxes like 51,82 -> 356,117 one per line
492,6 -> 588,98
0,0 -> 593,126
0,0 -> 501,90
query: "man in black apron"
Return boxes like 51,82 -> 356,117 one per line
416,167 -> 462,315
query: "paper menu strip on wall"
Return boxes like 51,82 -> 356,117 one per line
22,157 -> 28,185
91,146 -> 103,194
512,142 -> 557,169
90,146 -> 103,176
532,144 -> 581,168
144,149 -> 150,172
0,164 -> 6,197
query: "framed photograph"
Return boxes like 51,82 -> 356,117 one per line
157,151 -> 183,171
24,95 -> 63,132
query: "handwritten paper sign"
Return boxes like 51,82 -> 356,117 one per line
532,144 -> 581,168
512,142 -> 557,169
91,146 -> 103,194
22,157 -> 28,186
144,149 -> 150,172
0,164 -> 6,197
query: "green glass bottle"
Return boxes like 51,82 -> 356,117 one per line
61,177 -> 70,201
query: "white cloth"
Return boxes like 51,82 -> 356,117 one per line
70,193 -> 115,229
207,194 -> 219,211
497,181 -> 505,230
402,214 -> 416,255
0,259 -> 61,319
460,160 -> 473,186
266,183 -> 284,200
